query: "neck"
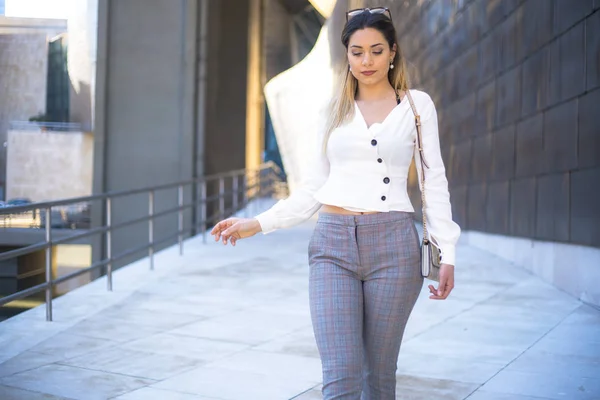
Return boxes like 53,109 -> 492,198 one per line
355,79 -> 396,102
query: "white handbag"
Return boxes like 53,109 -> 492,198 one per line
405,90 -> 442,282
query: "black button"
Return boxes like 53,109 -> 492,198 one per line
377,158 -> 383,163
383,177 -> 390,184
381,196 -> 386,201
371,139 -> 377,146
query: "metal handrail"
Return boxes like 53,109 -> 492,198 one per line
0,162 -> 286,321
9,121 -> 83,132
0,163 -> 280,215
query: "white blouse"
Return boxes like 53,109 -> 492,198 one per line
255,89 -> 461,266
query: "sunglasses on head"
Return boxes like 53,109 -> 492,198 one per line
346,7 -> 392,22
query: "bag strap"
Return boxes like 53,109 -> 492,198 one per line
404,90 -> 430,244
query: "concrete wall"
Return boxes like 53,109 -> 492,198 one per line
0,16 -> 66,35
0,33 -> 48,198
94,0 -> 255,267
67,0 -> 98,131
0,17 -> 68,198
6,130 -> 93,201
94,0 -> 198,267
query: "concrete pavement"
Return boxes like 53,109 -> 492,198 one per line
0,200 -> 599,399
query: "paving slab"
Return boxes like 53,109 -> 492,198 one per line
0,364 -> 154,399
0,200 -> 598,399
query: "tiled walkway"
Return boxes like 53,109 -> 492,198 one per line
1,201 -> 599,399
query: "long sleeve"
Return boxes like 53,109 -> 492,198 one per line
254,135 -> 329,234
414,97 -> 461,266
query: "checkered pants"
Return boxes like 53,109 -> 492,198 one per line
308,211 -> 423,400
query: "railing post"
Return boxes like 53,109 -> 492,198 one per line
178,185 -> 184,255
254,169 -> 260,216
219,177 -> 225,221
149,190 -> 154,270
232,175 -> 239,215
201,180 -> 207,244
44,206 -> 53,322
258,169 -> 263,214
256,168 -> 263,199
243,173 -> 249,218
106,197 -> 113,291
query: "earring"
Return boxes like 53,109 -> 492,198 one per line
390,61 -> 394,69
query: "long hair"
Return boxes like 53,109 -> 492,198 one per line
323,11 -> 410,152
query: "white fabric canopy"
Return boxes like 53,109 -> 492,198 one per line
263,23 -> 335,192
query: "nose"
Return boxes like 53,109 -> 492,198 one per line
362,54 -> 372,66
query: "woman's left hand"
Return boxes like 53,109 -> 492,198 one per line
428,264 -> 454,300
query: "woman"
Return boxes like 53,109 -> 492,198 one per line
211,7 -> 461,399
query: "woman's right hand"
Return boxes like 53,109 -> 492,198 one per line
210,218 -> 262,246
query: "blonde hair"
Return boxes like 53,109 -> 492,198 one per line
322,16 -> 410,153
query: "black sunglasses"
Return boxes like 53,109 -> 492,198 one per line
346,7 -> 392,22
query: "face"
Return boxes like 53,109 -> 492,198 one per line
347,27 -> 396,86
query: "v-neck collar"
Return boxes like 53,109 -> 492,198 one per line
354,92 -> 409,130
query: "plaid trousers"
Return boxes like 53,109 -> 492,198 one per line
308,211 -> 423,400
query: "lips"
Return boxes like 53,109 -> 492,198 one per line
361,70 -> 376,76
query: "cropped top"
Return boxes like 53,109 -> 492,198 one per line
254,89 -> 461,266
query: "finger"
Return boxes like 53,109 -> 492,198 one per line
220,232 -> 227,244
212,220 -> 227,233
222,222 -> 242,239
428,283 -> 445,300
215,220 -> 234,241
210,221 -> 222,235
429,288 -> 447,300
221,231 -> 230,244
212,222 -> 225,241
428,283 -> 439,294
434,281 -> 453,300
221,223 -> 235,237
228,233 -> 240,245
437,276 -> 447,297
442,283 -> 454,299
429,292 -> 444,300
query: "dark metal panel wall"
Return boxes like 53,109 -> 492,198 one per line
203,0 -> 250,177
347,0 -> 600,248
